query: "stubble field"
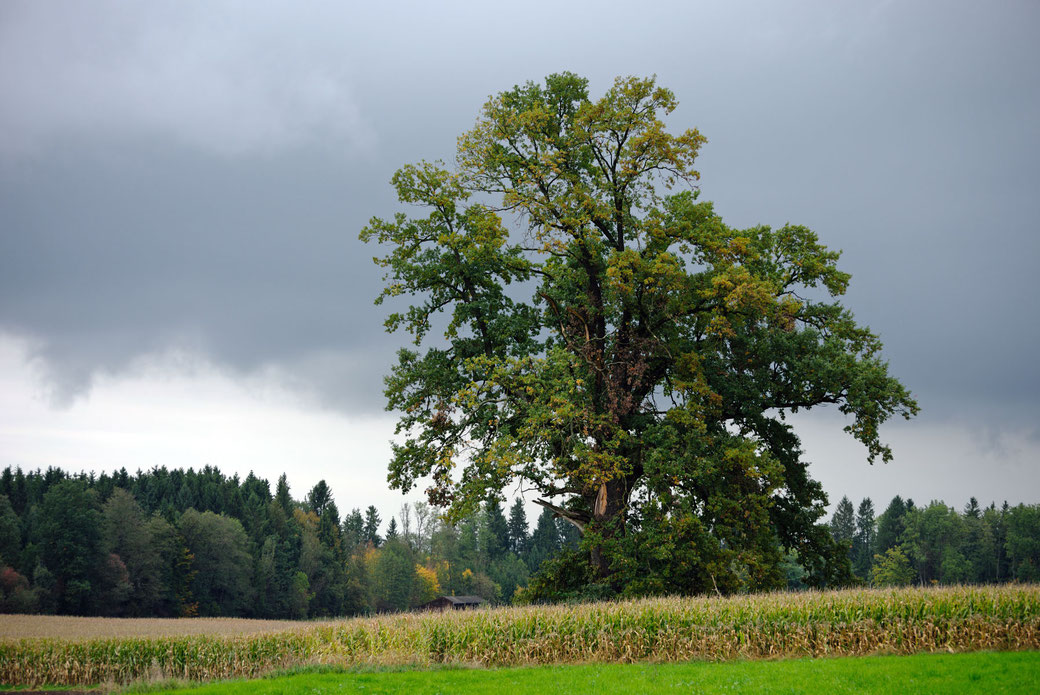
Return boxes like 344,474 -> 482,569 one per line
0,614 -> 322,641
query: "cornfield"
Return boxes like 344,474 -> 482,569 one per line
1,585 -> 1038,687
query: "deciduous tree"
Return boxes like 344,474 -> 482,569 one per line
362,73 -> 917,592
179,509 -> 253,616
35,480 -> 102,614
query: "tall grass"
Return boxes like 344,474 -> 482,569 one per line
2,585 -> 1038,687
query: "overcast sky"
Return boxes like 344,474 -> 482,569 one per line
1,0 -> 1037,521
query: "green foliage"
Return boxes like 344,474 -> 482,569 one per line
1005,504 -> 1040,581
363,506 -> 382,547
902,501 -> 969,585
525,509 -> 562,572
483,499 -> 509,562
342,508 -> 365,550
506,498 -> 528,556
830,496 -> 856,546
307,480 -> 333,517
35,479 -> 103,614
361,73 -> 918,596
296,509 -> 352,617
179,509 -> 254,616
852,497 -> 876,579
875,495 -> 908,556
290,570 -> 311,618
385,517 -> 399,543
0,494 -> 20,567
31,563 -> 56,614
458,567 -> 501,602
0,465 -> 551,618
372,538 -> 418,612
870,547 -> 915,587
780,551 -> 808,590
488,551 -> 529,603
101,489 -> 167,616
0,565 -> 38,613
275,474 -> 293,515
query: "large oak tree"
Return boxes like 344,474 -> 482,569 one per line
361,74 -> 917,593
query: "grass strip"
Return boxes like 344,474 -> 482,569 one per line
138,651 -> 1040,695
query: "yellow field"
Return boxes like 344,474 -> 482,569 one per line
2,585 -> 1038,687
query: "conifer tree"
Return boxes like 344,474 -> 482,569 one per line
363,505 -> 382,547
830,497 -> 856,547
526,508 -> 561,572
876,496 -> 908,555
342,508 -> 365,550
507,498 -> 529,556
275,474 -> 293,515
852,497 -> 876,580
484,499 -> 509,561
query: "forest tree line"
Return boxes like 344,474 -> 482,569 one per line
820,495 -> 1040,589
0,465 -> 1037,617
0,465 -> 577,617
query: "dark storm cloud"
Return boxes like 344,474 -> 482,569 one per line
1,0 -> 1038,425
0,140 -> 400,408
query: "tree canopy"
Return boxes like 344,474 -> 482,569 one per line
361,73 -> 918,595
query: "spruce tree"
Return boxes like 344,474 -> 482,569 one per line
363,506 -> 382,547
876,496 -> 908,554
0,494 -> 20,568
830,496 -> 856,546
507,498 -> 529,556
526,508 -> 561,572
484,499 -> 509,561
852,498 -> 876,580
306,480 -> 333,517
275,474 -> 293,515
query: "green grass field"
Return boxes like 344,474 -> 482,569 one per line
134,651 -> 1040,695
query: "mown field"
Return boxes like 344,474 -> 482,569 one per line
1,585 -> 1038,688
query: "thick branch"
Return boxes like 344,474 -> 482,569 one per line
533,498 -> 589,533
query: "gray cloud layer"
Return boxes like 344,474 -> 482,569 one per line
1,0 -> 1038,431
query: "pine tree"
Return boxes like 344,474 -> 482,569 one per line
385,517 -> 399,542
0,495 -> 20,568
275,474 -> 293,515
342,508 -> 365,550
458,513 -> 483,571
526,508 -> 561,572
507,498 -> 529,556
307,480 -> 333,517
484,499 -> 509,561
830,497 -> 856,545
363,506 -> 382,547
852,498 -> 876,580
876,496 -> 908,554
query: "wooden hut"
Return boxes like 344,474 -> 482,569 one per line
418,595 -> 485,611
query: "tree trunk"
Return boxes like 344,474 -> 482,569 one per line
588,478 -> 629,580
